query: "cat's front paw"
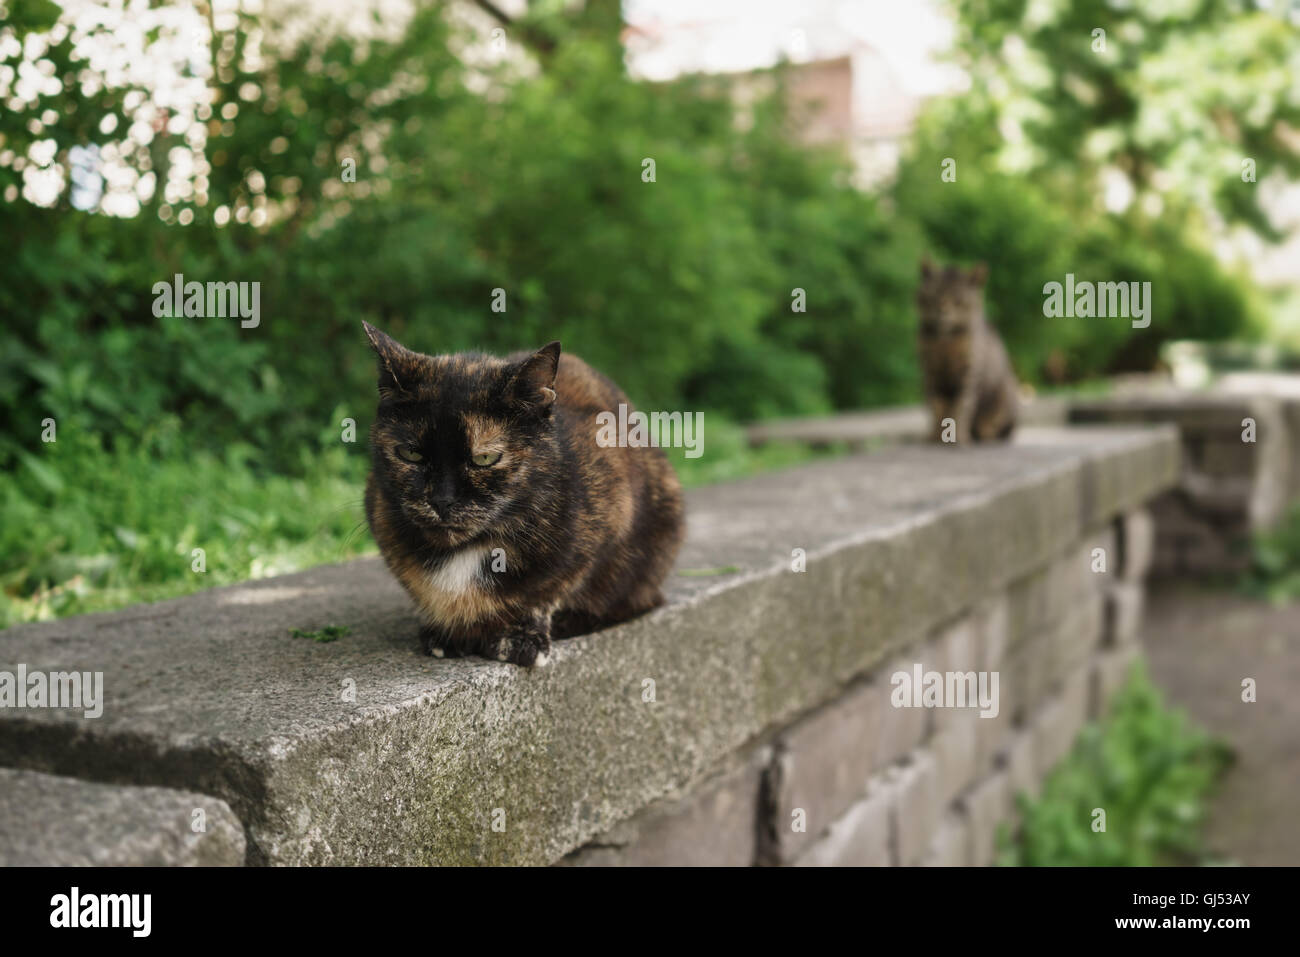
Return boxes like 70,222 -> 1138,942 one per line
494,614 -> 552,668
420,624 -> 461,659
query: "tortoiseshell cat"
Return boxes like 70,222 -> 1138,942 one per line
917,258 -> 1019,444
362,323 -> 685,667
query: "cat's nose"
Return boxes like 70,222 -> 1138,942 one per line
428,475 -> 456,511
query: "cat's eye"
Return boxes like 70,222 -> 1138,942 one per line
396,445 -> 424,463
471,451 -> 502,467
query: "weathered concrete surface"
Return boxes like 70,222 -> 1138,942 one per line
792,782 -> 892,866
961,770 -> 1010,866
1218,373 -> 1300,502
1145,585 -> 1300,866
0,768 -> 244,866
764,680 -> 884,862
1071,391 -> 1292,550
891,753 -> 941,866
752,383 -> 1300,579
0,426 -> 1178,865
920,811 -> 972,867
557,747 -> 767,867
746,397 -> 1067,448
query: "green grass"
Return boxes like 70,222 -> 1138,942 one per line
676,565 -> 741,577
665,418 -> 847,489
997,662 -> 1231,866
0,415 -> 839,628
0,416 -> 375,628
288,624 -> 352,643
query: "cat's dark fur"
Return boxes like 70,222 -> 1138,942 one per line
917,258 -> 1019,444
362,322 -> 685,667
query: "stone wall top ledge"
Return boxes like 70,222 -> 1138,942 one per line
0,425 -> 1178,865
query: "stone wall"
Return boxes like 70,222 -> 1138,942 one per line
1069,388 -> 1298,576
563,499 -> 1153,866
751,376 -> 1300,578
745,395 -> 1068,451
0,427 -> 1177,866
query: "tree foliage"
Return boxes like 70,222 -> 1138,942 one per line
0,0 -> 1278,621
943,0 -> 1300,237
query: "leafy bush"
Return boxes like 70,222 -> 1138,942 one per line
894,116 -> 1262,385
998,662 -> 1231,866
0,1 -> 1271,623
1240,502 -> 1300,605
0,3 -> 904,621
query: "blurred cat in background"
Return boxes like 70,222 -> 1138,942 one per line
917,258 -> 1019,444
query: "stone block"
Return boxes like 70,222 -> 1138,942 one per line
874,656 -> 929,770
931,718 -> 980,809
920,811 -> 971,867
890,752 -> 941,866
1033,669 -> 1090,777
1004,730 -> 1039,809
0,768 -> 244,866
792,780 -> 893,867
1117,508 -> 1155,581
562,750 -> 766,867
1090,644 -> 1140,720
961,770 -> 1011,867
1104,581 -> 1145,647
766,683 -> 879,862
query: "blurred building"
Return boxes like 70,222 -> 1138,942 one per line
623,0 -> 960,186
622,0 -> 1299,291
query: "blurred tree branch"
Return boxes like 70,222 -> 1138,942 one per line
470,0 -> 557,56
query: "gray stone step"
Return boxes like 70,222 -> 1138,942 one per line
0,768 -> 244,866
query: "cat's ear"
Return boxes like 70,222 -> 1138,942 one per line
506,341 -> 561,413
968,262 -> 988,286
362,322 -> 418,398
920,254 -> 936,279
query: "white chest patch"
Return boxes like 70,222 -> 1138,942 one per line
426,545 -> 490,595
